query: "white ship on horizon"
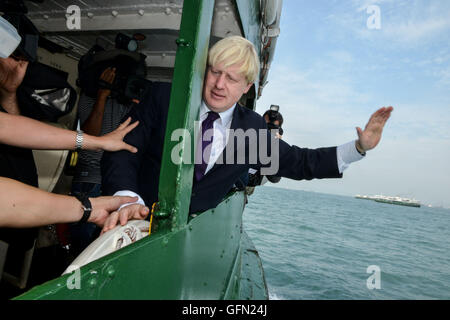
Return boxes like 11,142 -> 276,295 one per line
355,194 -> 421,208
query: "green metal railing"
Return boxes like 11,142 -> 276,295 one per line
155,0 -> 215,232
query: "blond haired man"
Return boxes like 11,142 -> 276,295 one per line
101,36 -> 393,230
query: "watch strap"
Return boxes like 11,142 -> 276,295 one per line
74,193 -> 92,224
75,130 -> 84,150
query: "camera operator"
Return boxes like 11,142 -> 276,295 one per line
69,42 -> 148,255
247,105 -> 284,188
263,104 -> 284,140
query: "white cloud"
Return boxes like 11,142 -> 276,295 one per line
329,0 -> 450,46
378,18 -> 450,44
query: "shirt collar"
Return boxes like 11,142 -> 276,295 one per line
200,100 -> 236,127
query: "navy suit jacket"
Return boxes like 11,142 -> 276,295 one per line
102,82 -> 342,213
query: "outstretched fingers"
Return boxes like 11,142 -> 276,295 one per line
366,106 -> 393,129
119,205 -> 149,226
122,119 -> 139,135
101,204 -> 150,234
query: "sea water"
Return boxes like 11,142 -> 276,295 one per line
242,186 -> 450,300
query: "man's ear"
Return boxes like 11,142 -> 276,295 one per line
243,82 -> 253,94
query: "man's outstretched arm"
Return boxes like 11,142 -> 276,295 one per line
274,106 -> 393,179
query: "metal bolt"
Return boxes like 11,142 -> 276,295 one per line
106,266 -> 115,278
88,277 -> 97,288
176,38 -> 190,47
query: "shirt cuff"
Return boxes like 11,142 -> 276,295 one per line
113,190 -> 145,210
336,140 -> 365,174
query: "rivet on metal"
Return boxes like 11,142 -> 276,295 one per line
176,38 -> 190,47
88,277 -> 97,288
106,265 -> 115,278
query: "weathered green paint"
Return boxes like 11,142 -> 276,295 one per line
239,231 -> 269,299
156,0 -> 215,231
15,192 -> 251,299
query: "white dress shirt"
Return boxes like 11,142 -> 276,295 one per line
115,101 -> 364,208
196,101 -> 235,174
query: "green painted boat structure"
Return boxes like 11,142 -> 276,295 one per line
15,0 -> 282,300
16,192 -> 266,299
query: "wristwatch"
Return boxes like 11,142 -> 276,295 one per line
74,193 -> 92,224
356,145 -> 366,156
355,141 -> 366,156
75,130 -> 84,150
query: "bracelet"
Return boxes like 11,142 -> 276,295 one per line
75,130 -> 84,150
74,194 -> 92,224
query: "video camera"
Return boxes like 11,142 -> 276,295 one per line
265,104 -> 284,136
77,33 -> 150,106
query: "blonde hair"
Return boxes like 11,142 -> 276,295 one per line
208,36 -> 260,84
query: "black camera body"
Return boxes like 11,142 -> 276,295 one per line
77,45 -> 150,105
265,104 -> 284,136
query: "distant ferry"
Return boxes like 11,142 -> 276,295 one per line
355,195 -> 421,208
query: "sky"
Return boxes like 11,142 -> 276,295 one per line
254,0 -> 450,208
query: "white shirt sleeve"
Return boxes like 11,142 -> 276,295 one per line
336,140 -> 365,174
113,190 -> 146,210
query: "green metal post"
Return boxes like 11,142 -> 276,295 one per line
156,0 -> 215,231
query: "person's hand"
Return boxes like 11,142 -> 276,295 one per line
87,195 -> 139,227
0,57 -> 28,95
97,67 -> 116,99
101,203 -> 150,234
356,106 -> 393,152
97,117 -> 139,152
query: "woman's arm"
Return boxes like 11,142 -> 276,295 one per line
0,177 -> 148,228
0,111 -> 138,152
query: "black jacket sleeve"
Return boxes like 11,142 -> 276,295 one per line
101,92 -> 155,196
257,115 -> 342,180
